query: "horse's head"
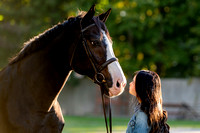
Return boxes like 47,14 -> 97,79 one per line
71,5 -> 126,98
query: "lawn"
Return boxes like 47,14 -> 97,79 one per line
63,115 -> 200,133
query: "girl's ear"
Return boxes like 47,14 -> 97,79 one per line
98,8 -> 111,23
81,5 -> 95,27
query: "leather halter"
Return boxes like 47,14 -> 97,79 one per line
70,22 -> 117,89
81,25 -> 117,86
70,21 -> 117,133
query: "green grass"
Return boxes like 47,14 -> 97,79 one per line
63,115 -> 200,133
63,115 -> 128,133
167,120 -> 200,128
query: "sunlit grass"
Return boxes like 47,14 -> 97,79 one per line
63,115 -> 128,133
63,115 -> 200,133
168,120 -> 200,128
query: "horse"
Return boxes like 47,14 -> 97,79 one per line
0,5 -> 126,133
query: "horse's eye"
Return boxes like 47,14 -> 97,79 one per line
91,41 -> 100,46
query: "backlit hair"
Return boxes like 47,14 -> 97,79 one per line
134,70 -> 169,132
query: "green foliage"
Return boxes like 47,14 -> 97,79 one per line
0,0 -> 200,77
108,0 -> 200,77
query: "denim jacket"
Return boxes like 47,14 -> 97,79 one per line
126,104 -> 151,133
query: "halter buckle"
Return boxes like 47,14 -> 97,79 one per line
95,73 -> 106,84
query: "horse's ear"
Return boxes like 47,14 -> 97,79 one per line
81,5 -> 95,25
98,8 -> 111,23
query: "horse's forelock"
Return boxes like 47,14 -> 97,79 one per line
78,11 -> 87,18
93,16 -> 111,39
77,11 -> 110,36
97,18 -> 112,43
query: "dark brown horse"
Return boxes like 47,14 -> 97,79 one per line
0,5 -> 126,133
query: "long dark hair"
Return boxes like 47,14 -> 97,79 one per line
134,70 -> 169,133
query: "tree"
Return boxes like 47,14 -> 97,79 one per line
0,0 -> 200,77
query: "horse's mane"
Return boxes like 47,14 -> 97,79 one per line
8,11 -> 110,65
9,12 -> 85,65
8,23 -> 64,64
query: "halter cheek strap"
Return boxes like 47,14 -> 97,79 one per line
69,24 -> 96,69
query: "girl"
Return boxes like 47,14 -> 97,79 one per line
126,70 -> 169,133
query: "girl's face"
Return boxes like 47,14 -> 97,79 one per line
129,76 -> 136,96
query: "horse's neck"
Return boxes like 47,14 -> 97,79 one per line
6,30 -> 75,112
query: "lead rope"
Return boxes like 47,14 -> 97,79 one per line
100,86 -> 112,133
109,98 -> 112,133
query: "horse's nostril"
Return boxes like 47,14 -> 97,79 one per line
116,81 -> 120,88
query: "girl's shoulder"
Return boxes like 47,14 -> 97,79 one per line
134,109 -> 148,126
131,104 -> 147,122
135,110 -> 148,122
127,109 -> 150,133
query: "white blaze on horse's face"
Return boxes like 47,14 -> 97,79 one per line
102,30 -> 127,98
